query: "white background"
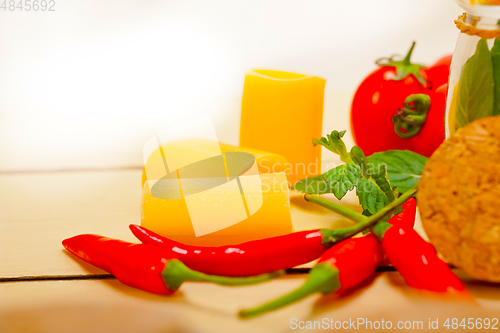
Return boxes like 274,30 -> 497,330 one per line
0,0 -> 463,171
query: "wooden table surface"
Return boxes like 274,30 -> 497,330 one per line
2,93 -> 500,333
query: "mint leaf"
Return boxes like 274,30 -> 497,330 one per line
370,164 -> 396,202
356,177 -> 402,219
491,38 -> 500,116
293,175 -> 333,195
366,150 -> 427,193
313,130 -> 350,162
456,38 -> 494,128
356,162 -> 401,215
356,178 -> 386,215
323,162 -> 361,200
350,146 -> 368,177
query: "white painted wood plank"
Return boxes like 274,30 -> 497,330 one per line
1,273 -> 499,333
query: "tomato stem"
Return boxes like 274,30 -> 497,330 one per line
375,42 -> 428,87
403,41 -> 416,66
392,94 -> 431,139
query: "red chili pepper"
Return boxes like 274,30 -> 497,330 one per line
388,197 -> 416,229
130,225 -> 340,277
130,187 -> 415,278
62,234 -> 283,295
238,233 -> 384,318
373,217 -> 468,295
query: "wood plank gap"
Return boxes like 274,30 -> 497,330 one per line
0,266 -> 398,284
0,274 -> 115,283
286,266 -> 396,275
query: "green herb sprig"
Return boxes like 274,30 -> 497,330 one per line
294,130 -> 427,217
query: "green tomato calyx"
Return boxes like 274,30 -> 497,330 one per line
376,42 -> 429,87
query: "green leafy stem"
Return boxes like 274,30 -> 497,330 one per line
304,182 -> 418,227
294,130 -> 427,218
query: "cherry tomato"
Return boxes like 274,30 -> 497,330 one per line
351,43 -> 448,157
425,54 -> 452,90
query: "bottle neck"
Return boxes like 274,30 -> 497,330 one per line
456,0 -> 500,20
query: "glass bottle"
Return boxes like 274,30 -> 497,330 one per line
445,1 -> 500,138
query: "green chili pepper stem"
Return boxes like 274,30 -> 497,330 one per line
197,269 -> 284,286
239,263 -> 340,319
162,259 -> 284,290
314,183 -> 418,244
304,194 -> 366,223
